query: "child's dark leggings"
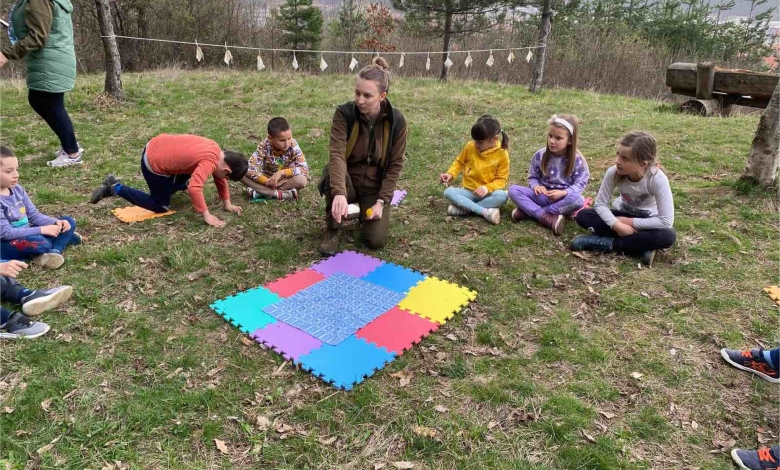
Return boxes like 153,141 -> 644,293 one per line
115,151 -> 191,213
0,216 -> 78,261
575,208 -> 676,256
28,89 -> 79,154
1,275 -> 30,324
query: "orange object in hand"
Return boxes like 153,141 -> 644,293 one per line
366,208 -> 374,219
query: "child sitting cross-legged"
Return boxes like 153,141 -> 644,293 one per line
0,146 -> 80,269
242,117 -> 309,201
439,115 -> 510,225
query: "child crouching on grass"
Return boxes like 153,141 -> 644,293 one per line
439,115 -> 510,225
242,117 -> 309,201
571,131 -> 675,266
0,146 -> 80,269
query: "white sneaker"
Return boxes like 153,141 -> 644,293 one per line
482,208 -> 501,225
447,204 -> 470,216
32,253 -> 65,269
48,147 -> 84,167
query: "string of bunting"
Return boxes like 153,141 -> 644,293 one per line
105,35 -> 543,71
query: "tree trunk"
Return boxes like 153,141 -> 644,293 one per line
439,7 -> 452,82
96,0 -> 124,101
529,0 -> 552,93
742,82 -> 780,189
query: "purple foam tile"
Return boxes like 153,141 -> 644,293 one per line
311,250 -> 384,278
249,322 -> 323,362
390,189 -> 407,207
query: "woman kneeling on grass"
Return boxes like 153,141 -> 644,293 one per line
318,57 -> 407,256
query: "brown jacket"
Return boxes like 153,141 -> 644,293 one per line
327,100 -> 407,204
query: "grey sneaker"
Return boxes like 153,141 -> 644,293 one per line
731,446 -> 780,470
32,252 -> 65,269
48,147 -> 84,167
482,208 -> 501,225
0,312 -> 51,339
447,204 -> 469,216
21,285 -> 73,317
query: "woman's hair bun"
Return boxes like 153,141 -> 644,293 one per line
371,56 -> 389,70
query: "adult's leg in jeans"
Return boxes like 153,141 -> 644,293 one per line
443,187 -> 485,215
545,192 -> 585,216
477,190 -> 509,208
27,90 -> 79,154
357,190 -> 391,249
1,275 -> 30,304
0,236 -> 53,261
115,158 -> 175,213
508,185 -> 549,219
325,174 -> 357,230
50,216 -> 77,253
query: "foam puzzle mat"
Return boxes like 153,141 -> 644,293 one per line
210,250 -> 477,390
112,205 -> 175,223
391,189 -> 407,207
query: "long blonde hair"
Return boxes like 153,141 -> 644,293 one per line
542,114 -> 580,178
357,56 -> 391,93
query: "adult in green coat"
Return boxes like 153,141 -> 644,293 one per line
0,0 -> 83,167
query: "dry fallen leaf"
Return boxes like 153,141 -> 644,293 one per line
413,425 -> 437,438
256,416 -> 271,430
318,436 -> 337,445
434,405 -> 449,413
691,420 -> 699,430
36,435 -> 61,455
40,399 -> 52,412
3,407 -> 14,414
374,464 -> 386,470
630,372 -> 643,379
390,370 -> 413,387
241,337 -> 254,346
581,430 -> 597,443
214,438 -> 229,455
598,411 -> 615,419
392,462 -> 414,469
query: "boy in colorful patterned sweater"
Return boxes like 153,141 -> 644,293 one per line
242,117 -> 309,201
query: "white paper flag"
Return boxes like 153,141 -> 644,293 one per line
486,51 -> 494,67
349,55 -> 358,71
526,50 -> 533,63
399,53 -> 405,68
426,53 -> 430,71
195,42 -> 204,62
320,55 -> 328,71
292,53 -> 299,70
257,52 -> 265,71
507,50 -> 515,63
223,48 -> 233,66
464,52 -> 473,67
444,55 -> 453,68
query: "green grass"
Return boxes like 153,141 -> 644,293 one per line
0,69 -> 776,469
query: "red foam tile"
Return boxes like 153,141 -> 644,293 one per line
265,269 -> 327,298
356,306 -> 439,354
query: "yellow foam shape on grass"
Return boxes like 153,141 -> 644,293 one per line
764,286 -> 780,306
398,277 -> 477,324
111,206 -> 175,224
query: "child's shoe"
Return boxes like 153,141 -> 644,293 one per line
0,312 -> 51,339
447,205 -> 469,217
721,348 -> 780,383
275,189 -> 298,201
90,175 -> 120,203
32,252 -> 65,269
731,446 -> 780,470
570,234 -> 615,253
640,250 -> 656,266
482,208 -> 500,225
21,285 -> 73,317
511,208 -> 528,222
539,213 -> 564,235
48,147 -> 84,167
319,228 -> 342,256
72,232 -> 83,245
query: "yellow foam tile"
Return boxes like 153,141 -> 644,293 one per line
398,277 -> 477,324
111,206 -> 175,223
764,286 -> 780,306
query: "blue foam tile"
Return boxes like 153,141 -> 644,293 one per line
262,273 -> 405,345
361,262 -> 427,294
210,287 -> 281,333
298,335 -> 396,390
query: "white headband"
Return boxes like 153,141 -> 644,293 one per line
548,114 -> 574,136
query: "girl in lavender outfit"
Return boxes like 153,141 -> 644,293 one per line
508,114 -> 590,236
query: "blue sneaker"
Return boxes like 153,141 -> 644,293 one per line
570,234 -> 614,253
731,446 -> 780,470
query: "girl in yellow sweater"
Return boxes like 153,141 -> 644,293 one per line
439,115 -> 510,225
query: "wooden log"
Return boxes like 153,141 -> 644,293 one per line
666,62 -> 779,99
696,61 -> 715,99
682,98 -> 720,116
